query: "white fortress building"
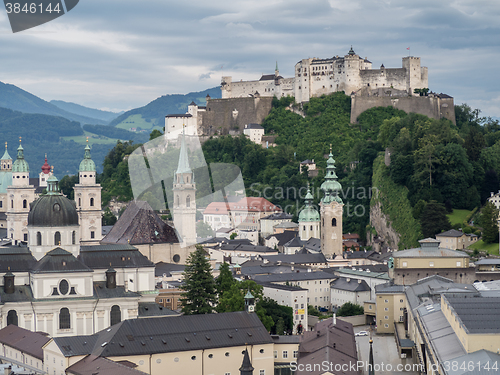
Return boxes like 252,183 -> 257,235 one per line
221,47 -> 428,102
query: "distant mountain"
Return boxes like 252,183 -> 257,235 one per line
50,100 -> 124,123
0,81 -> 107,125
109,87 -> 221,128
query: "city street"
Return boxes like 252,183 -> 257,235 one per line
354,325 -> 422,375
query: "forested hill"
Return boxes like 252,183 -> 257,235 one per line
108,87 -> 221,127
97,92 -> 500,244
0,81 -> 108,125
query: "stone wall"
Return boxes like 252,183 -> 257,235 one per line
351,95 -> 456,124
200,96 -> 273,135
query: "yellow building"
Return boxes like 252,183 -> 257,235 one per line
374,283 -> 406,334
435,229 -> 478,250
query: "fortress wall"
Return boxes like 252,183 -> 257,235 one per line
351,95 -> 456,124
200,97 -> 273,135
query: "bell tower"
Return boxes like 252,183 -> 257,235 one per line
172,128 -> 197,246
74,139 -> 102,245
6,138 -> 35,242
320,146 -> 343,258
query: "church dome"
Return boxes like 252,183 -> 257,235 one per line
299,188 -> 320,222
12,143 -> 29,173
28,172 -> 78,227
79,142 -> 96,172
28,195 -> 79,227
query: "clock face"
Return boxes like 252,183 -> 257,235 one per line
248,305 -> 255,312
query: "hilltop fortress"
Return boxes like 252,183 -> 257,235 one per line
222,47 -> 428,102
165,48 -> 455,139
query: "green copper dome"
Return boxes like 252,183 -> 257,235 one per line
320,147 -> 342,204
79,142 -> 96,172
299,186 -> 320,222
12,142 -> 29,173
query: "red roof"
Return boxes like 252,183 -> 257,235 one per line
41,156 -> 50,174
204,198 -> 281,214
343,233 -> 360,240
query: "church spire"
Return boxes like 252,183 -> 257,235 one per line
1,142 -> 11,161
12,137 -> 29,173
79,138 -> 96,172
320,145 -> 342,204
176,126 -> 192,176
239,348 -> 254,375
46,166 -> 60,195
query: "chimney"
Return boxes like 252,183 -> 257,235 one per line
106,267 -> 117,289
346,278 -> 350,282
358,279 -> 362,283
4,268 -> 14,294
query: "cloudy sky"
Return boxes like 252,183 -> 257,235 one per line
1,0 -> 499,117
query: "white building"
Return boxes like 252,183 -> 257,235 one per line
330,276 -> 371,308
243,123 -> 265,144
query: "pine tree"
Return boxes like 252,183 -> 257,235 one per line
481,202 -> 499,244
180,245 -> 217,315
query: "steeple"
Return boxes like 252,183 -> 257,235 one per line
1,142 -> 12,171
41,154 -> 50,175
1,142 -> 11,161
348,45 -> 356,56
176,127 -> 192,177
320,145 -> 342,204
12,137 -> 29,173
298,183 -> 320,240
244,290 -> 255,313
46,166 -> 60,195
239,348 -> 254,375
79,138 -> 96,172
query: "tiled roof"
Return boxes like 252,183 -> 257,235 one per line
32,248 -> 92,274
102,201 -> 179,245
253,271 -> 336,283
444,296 -> 500,333
261,252 -> 327,265
330,277 -> 370,292
137,302 -> 179,317
78,247 -> 154,270
0,246 -> 37,272
66,355 -> 148,375
0,325 -> 50,360
436,229 -> 464,238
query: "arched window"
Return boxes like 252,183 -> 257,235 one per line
59,308 -> 70,329
72,231 -> 76,245
186,195 -> 191,208
176,195 -> 180,207
90,198 -> 94,207
7,310 -> 18,326
54,231 -> 61,246
110,305 -> 121,326
331,218 -> 337,227
37,231 -> 42,246
23,199 -> 27,209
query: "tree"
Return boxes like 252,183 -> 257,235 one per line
216,262 -> 235,296
480,202 -> 499,243
308,305 -> 321,317
149,129 -> 163,140
102,208 -> 117,226
230,232 -> 238,240
420,200 -> 451,238
336,302 -> 364,317
197,221 -> 214,238
180,245 -> 217,315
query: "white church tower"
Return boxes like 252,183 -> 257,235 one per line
298,184 -> 320,241
6,139 -> 35,242
74,140 -> 102,245
320,146 -> 343,258
172,128 -> 197,246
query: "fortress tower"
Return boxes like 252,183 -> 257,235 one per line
320,147 -> 343,258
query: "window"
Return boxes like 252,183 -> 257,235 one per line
90,198 -> 94,207
429,262 -> 434,267
402,261 -> 408,267
273,350 -> 277,359
90,231 -> 95,239
282,351 -> 288,359
384,307 -> 388,311
384,316 -> 389,320
456,261 -> 461,267
176,195 -> 180,207
59,308 -> 70,329
37,231 -> 42,246
293,350 -> 298,358
186,195 -> 191,208
72,231 -> 76,245
59,280 -> 69,295
54,232 -> 61,246
78,198 -> 81,207
260,371 -> 265,375
7,310 -> 18,326
384,299 -> 389,303
384,324 -> 389,328
110,305 -> 121,326
23,233 -> 27,241
331,218 -> 337,227
400,299 -> 404,303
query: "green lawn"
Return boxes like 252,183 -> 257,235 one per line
467,240 -> 499,255
115,114 -> 158,131
447,209 -> 471,226
61,131 -> 121,145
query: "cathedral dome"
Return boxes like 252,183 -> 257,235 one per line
28,195 -> 79,227
299,189 -> 320,222
28,173 -> 78,227
12,143 -> 29,173
79,143 -> 96,172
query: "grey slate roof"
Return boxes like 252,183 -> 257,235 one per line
0,246 -> 37,272
475,259 -> 500,265
444,296 -> 500,333
0,285 -> 33,303
78,245 -> 154,269
375,282 -> 406,294
32,248 -> 92,274
446,350 -> 500,375
137,302 -> 179,317
265,230 -> 298,247
91,311 -> 273,357
392,247 -> 469,258
330,277 -> 371,292
53,335 -> 99,357
102,201 -> 179,245
261,252 -> 327,265
155,262 -> 185,277
66,355 -> 148,375
0,324 -> 50,360
284,236 -> 303,248
245,123 -> 264,129
303,237 -> 321,252
261,213 -> 293,221
93,282 -> 140,299
253,271 -> 336,283
437,229 -> 464,237
258,281 -> 307,291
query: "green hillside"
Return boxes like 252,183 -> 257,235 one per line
0,81 -> 107,125
50,100 -> 122,123
109,87 -> 221,128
